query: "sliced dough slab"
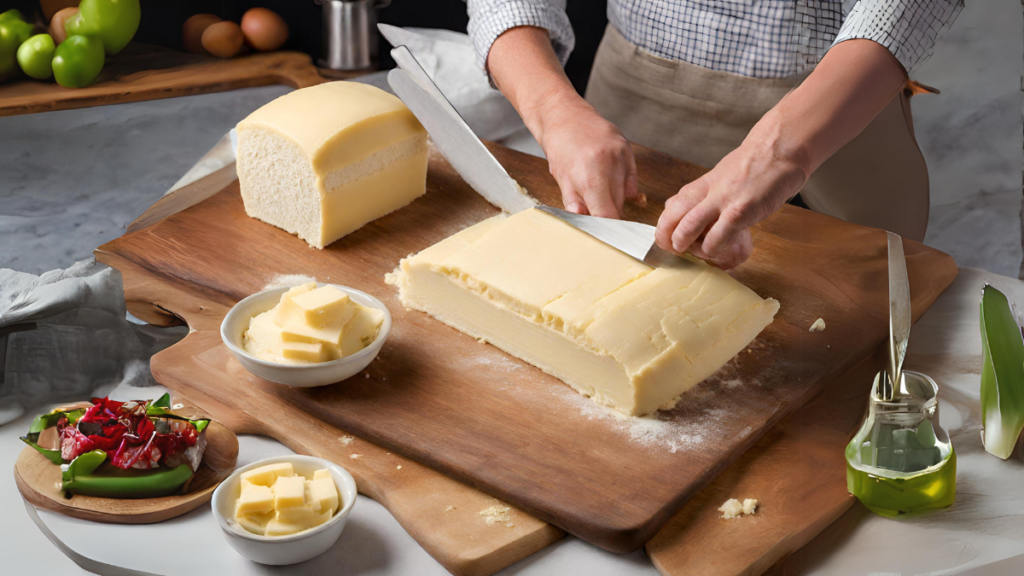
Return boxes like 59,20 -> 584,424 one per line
389,209 -> 779,416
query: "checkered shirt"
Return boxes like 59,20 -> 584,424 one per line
466,0 -> 963,79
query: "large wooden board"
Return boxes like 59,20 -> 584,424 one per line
0,43 -> 325,117
96,142 -> 957,554
647,345 -> 887,574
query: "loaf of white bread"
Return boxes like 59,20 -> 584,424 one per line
236,82 -> 428,249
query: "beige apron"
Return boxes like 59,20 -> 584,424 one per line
585,25 -> 929,241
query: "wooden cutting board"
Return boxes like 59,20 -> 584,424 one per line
96,141 -> 957,555
0,43 -> 325,117
646,345 -> 887,574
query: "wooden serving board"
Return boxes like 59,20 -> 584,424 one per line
96,141 -> 957,556
14,419 -> 238,524
0,43 -> 325,117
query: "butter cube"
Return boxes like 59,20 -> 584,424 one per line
235,484 -> 274,516
264,510 -> 332,536
308,476 -> 340,514
236,511 -> 274,535
282,341 -> 328,363
281,318 -> 344,347
313,469 -> 331,480
340,305 -> 386,357
273,475 -> 306,509
241,462 -> 294,487
273,282 -> 317,327
276,500 -> 322,523
292,286 -> 354,327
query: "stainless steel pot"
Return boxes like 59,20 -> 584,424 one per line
316,0 -> 392,71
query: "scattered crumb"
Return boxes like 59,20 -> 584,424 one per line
349,454 -> 363,460
171,403 -> 185,410
479,504 -> 512,525
444,505 -> 455,512
263,274 -> 317,290
719,497 -> 758,519
809,318 -> 826,332
338,436 -> 354,446
506,523 -> 515,528
396,465 -> 402,470
365,373 -> 370,379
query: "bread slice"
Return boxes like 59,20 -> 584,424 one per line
236,82 -> 428,249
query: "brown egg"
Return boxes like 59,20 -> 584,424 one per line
201,21 -> 244,59
240,8 -> 288,52
49,7 -> 78,46
182,14 -> 222,54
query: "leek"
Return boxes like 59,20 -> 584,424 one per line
980,284 -> 1024,459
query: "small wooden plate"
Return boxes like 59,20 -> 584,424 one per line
13,421 -> 238,524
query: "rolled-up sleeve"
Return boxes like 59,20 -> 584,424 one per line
466,0 -> 575,71
832,0 -> 963,72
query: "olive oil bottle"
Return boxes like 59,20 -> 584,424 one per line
845,371 -> 956,516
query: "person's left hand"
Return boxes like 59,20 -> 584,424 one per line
655,119 -> 809,269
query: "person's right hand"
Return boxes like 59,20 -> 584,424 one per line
534,94 -> 639,218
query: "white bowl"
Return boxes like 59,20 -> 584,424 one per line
211,455 -> 358,565
220,283 -> 391,387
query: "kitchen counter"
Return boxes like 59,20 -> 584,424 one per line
3,265 -> 1023,575
3,7 -> 1024,567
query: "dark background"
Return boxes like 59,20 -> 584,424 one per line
11,1 -> 609,93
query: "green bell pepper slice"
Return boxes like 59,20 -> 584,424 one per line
63,463 -> 194,499
62,449 -> 108,485
52,35 -> 104,88
20,437 -> 64,465
64,0 -> 140,56
17,33 -> 55,79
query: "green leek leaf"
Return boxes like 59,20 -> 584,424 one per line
980,284 -> 1024,459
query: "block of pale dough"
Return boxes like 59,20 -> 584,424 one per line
236,81 -> 428,249
387,209 -> 780,417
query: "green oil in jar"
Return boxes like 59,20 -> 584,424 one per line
845,371 -> 957,516
846,446 -> 956,517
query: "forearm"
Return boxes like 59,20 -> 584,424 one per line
487,26 -> 585,147
754,38 -> 908,178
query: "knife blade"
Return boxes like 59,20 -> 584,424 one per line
883,231 -> 912,400
384,43 -> 536,213
381,25 -> 667,265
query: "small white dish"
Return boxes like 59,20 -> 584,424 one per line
211,455 -> 358,566
220,283 -> 391,387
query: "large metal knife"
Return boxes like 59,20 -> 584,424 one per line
379,24 -> 664,265
881,231 -> 912,401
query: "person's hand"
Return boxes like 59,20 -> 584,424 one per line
534,94 -> 638,218
655,116 -> 809,269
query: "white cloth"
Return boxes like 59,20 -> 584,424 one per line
0,259 -> 182,425
386,26 -> 527,142
467,0 -> 963,78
